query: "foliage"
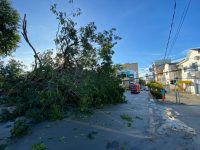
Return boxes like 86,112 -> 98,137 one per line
150,90 -> 162,99
0,2 -> 125,123
0,0 -> 20,56
0,144 -> 7,150
113,64 -> 123,71
0,59 -> 24,99
127,122 -> 132,127
147,81 -> 163,99
11,119 -> 30,137
139,78 -> 146,86
0,109 -> 17,122
32,143 -> 47,150
146,81 -> 163,91
120,114 -> 133,122
87,131 -> 98,140
120,114 -> 133,128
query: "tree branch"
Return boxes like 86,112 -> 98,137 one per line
21,14 -> 42,69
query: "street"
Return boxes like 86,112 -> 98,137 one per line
4,91 -> 199,150
1,1 -> 200,150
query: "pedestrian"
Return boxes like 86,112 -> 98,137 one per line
161,88 -> 166,101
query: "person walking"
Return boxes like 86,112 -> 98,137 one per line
161,88 -> 166,101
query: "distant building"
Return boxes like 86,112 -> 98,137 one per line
145,73 -> 154,84
117,63 -> 139,89
152,59 -> 171,83
162,63 -> 181,85
122,63 -> 139,78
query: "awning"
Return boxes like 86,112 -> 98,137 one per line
177,80 -> 192,85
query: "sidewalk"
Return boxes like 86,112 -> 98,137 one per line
165,92 -> 200,105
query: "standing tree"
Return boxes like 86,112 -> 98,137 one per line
0,0 -> 20,56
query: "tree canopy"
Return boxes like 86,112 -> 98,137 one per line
0,0 -> 20,56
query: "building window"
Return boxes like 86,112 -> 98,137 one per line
195,56 -> 200,60
184,67 -> 187,72
191,63 -> 198,71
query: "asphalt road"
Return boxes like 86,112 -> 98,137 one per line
4,91 -> 200,150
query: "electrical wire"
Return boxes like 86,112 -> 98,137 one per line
166,0 -> 192,60
163,0 -> 177,62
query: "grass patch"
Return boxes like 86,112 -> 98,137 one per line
87,131 -> 98,140
120,114 -> 133,122
32,143 -> 47,150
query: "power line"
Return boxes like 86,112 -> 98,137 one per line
163,0 -> 177,62
147,0 -> 177,70
149,0 -> 191,70
166,0 -> 192,59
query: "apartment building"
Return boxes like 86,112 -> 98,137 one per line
177,48 -> 200,95
152,59 -> 171,83
162,63 -> 181,84
151,48 -> 200,95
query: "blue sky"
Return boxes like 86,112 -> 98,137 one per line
11,0 -> 200,75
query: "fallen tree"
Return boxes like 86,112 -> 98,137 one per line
0,2 -> 125,123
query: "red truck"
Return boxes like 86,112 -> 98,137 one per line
130,83 -> 140,94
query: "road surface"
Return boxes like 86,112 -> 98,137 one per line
4,91 -> 199,150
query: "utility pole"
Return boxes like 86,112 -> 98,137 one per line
176,77 -> 180,104
175,84 -> 178,103
173,73 -> 178,103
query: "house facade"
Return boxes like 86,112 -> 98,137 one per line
151,48 -> 200,96
152,59 -> 171,83
177,48 -> 200,95
162,63 -> 181,85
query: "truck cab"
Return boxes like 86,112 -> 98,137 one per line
130,83 -> 140,94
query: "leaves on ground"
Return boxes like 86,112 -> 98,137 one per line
105,111 -> 111,115
127,122 -> 132,127
45,125 -> 51,128
73,127 -> 78,131
106,140 -> 119,149
10,119 -> 31,138
32,143 -> 47,150
0,144 -> 7,150
87,131 -> 98,140
135,116 -> 143,120
59,136 -> 67,143
47,137 -> 54,140
120,114 -> 133,122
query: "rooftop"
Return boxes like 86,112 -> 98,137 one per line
190,48 -> 200,51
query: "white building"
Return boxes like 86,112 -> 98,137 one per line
177,48 -> 200,95
162,63 -> 181,85
152,59 -> 171,83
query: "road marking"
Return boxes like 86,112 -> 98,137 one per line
65,119 -> 151,139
